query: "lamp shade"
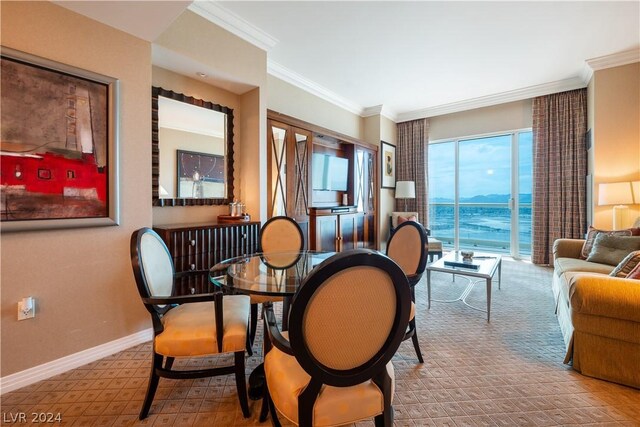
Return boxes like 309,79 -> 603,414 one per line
598,182 -> 633,205
395,181 -> 415,199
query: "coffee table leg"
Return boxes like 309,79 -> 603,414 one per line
486,278 -> 491,322
427,270 -> 431,309
498,259 -> 502,290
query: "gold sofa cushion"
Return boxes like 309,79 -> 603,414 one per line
265,332 -> 395,427
155,295 -> 249,357
554,257 -> 614,276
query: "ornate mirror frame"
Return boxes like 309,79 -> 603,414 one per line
152,86 -> 234,206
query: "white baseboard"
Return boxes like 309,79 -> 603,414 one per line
0,328 -> 153,394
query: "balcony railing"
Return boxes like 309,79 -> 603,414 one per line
428,202 -> 531,255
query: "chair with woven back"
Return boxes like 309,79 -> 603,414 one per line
386,220 -> 429,363
130,227 -> 250,420
248,216 -> 305,351
390,212 -> 443,261
261,249 -> 412,426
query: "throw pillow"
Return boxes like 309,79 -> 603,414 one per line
609,250 -> 640,278
580,226 -> 640,259
586,234 -> 640,266
627,263 -> 640,280
398,215 -> 418,225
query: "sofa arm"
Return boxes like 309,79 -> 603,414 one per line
569,274 -> 640,323
553,238 -> 585,261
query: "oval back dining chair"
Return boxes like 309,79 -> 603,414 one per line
261,249 -> 411,426
130,227 -> 251,419
248,216 -> 305,350
386,220 -> 429,363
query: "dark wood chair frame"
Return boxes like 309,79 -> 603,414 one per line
386,220 -> 429,363
260,249 -> 412,427
249,216 -> 305,352
131,228 -> 250,420
389,216 -> 442,262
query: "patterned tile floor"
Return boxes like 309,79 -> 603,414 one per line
2,259 -> 639,426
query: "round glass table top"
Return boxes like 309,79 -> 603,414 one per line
209,251 -> 335,297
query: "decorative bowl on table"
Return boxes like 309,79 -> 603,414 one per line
460,250 -> 474,261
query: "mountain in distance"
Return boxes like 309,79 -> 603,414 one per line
431,193 -> 532,203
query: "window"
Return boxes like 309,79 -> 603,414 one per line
428,130 -> 532,258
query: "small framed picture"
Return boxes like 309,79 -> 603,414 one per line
176,150 -> 225,198
381,141 -> 396,189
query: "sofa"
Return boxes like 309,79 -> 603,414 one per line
553,235 -> 640,389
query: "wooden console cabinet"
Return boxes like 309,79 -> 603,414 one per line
309,207 -> 374,252
267,110 -> 379,251
153,221 -> 260,294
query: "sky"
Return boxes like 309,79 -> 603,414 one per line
428,132 -> 532,201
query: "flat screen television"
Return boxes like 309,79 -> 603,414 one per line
312,153 -> 349,191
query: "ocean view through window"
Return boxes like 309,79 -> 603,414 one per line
428,131 -> 532,258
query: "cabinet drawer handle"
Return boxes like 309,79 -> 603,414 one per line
190,264 -> 196,271
190,240 -> 196,246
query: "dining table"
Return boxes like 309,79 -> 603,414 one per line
208,250 -> 335,405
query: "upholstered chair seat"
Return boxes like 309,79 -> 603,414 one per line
250,294 -> 284,305
155,296 -> 249,356
265,332 -> 395,426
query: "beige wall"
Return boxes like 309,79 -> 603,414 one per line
362,114 -> 397,250
1,2 -> 152,376
267,75 -> 363,139
154,13 -> 268,223
592,62 -> 640,229
379,116 -> 398,248
155,11 -> 266,89
428,99 -> 533,141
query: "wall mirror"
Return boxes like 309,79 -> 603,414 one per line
152,87 -> 234,206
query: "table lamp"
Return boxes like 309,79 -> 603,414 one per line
598,182 -> 633,230
395,181 -> 415,211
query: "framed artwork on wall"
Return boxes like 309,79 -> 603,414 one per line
0,46 -> 120,232
381,141 -> 396,189
176,150 -> 225,198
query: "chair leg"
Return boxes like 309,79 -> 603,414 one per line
409,319 -> 424,363
164,356 -> 174,370
250,303 -> 258,347
139,353 -> 162,420
245,326 -> 253,357
259,384 -> 270,423
234,352 -> 250,418
374,407 -> 394,427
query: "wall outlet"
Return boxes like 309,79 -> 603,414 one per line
18,297 -> 35,320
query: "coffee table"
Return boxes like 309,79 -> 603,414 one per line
426,251 -> 502,321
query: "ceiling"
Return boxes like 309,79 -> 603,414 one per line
57,1 -> 640,121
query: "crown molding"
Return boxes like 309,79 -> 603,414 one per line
586,48 -> 640,71
396,77 -> 587,122
362,105 -> 398,122
581,48 -> 640,83
188,1 -> 278,52
268,59 -> 363,116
